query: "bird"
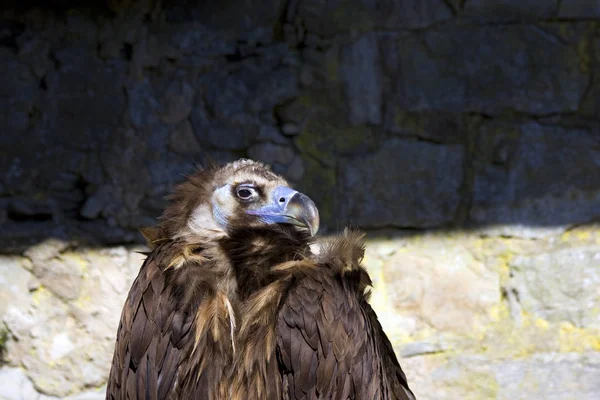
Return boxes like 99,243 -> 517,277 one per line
106,158 -> 415,400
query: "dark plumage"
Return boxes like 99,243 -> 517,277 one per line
106,159 -> 415,400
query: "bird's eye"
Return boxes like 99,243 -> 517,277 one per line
236,186 -> 258,201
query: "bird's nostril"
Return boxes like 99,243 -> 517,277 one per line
279,197 -> 286,203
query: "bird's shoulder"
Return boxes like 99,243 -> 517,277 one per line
107,241 -> 235,400
313,228 -> 370,282
274,230 -> 416,400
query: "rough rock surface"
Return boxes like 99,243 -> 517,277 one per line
1,1 -> 599,244
2,229 -> 599,399
471,121 -> 600,237
340,139 -> 465,228
364,228 -> 600,399
510,245 -> 600,329
1,242 -> 144,397
1,1 -> 600,399
383,23 -> 591,115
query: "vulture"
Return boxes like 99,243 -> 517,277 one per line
106,159 -> 415,400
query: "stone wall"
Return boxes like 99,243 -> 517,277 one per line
1,1 -> 599,399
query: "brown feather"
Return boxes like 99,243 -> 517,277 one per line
106,239 -> 237,400
139,226 -> 163,248
229,228 -> 416,400
108,159 -> 414,400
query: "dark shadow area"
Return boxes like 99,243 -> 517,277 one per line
1,0 -> 599,254
0,328 -> 7,367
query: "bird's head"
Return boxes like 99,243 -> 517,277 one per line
149,159 -> 319,246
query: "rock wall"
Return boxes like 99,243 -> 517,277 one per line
1,1 -> 599,399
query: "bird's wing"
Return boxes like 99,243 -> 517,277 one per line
362,300 -> 416,400
276,269 -> 415,400
106,243 -> 231,400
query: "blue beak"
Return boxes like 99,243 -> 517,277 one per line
247,186 -> 319,237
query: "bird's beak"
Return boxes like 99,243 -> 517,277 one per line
247,186 -> 320,237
